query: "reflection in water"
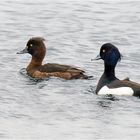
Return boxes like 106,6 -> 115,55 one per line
97,95 -> 119,108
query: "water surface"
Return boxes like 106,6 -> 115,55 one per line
0,0 -> 140,139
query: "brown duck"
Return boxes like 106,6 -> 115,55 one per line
17,37 -> 90,80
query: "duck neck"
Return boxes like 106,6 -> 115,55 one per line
31,56 -> 43,66
104,62 -> 116,80
27,55 -> 45,72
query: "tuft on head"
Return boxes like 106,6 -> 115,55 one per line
27,37 -> 45,46
29,37 -> 45,42
100,43 -> 121,66
27,36 -> 45,45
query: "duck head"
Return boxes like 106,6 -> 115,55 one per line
95,43 -> 121,67
17,37 -> 46,61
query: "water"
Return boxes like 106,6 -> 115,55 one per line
0,0 -> 140,139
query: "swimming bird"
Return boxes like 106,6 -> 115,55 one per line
95,43 -> 140,96
17,37 -> 90,80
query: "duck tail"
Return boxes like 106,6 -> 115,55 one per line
82,74 -> 93,80
72,73 -> 93,80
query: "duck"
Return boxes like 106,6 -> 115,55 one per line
94,43 -> 140,97
17,37 -> 90,80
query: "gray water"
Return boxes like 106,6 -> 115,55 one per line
0,0 -> 140,139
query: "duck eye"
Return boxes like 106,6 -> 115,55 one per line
30,44 -> 33,47
102,49 -> 106,53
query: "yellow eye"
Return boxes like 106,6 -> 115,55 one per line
30,44 -> 33,47
102,49 -> 106,53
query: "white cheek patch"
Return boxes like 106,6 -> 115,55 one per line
98,86 -> 134,96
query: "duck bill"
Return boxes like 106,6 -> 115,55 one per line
17,47 -> 28,54
91,54 -> 101,61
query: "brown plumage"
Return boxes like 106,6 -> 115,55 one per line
17,37 -> 89,80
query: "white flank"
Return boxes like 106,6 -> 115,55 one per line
98,86 -> 134,96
